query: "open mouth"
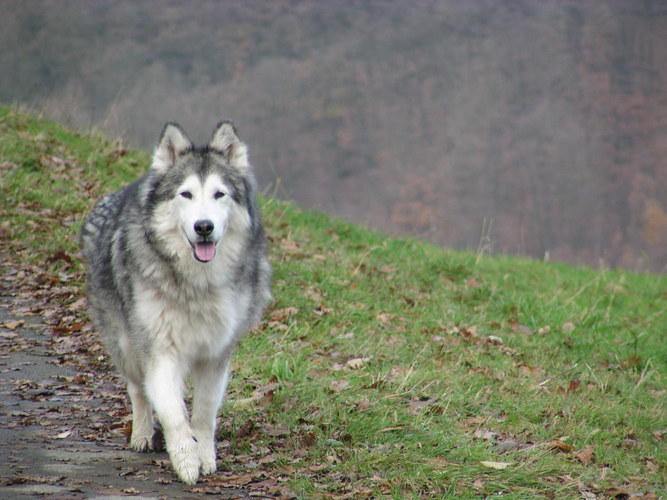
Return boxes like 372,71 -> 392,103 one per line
193,240 -> 216,263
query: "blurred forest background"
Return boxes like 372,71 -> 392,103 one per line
2,0 -> 666,273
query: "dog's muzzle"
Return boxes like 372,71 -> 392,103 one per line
193,220 -> 216,262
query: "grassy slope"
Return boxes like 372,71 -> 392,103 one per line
1,106 -> 665,498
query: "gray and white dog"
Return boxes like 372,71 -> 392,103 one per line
81,121 -> 271,484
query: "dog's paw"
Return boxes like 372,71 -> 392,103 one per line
129,420 -> 155,452
129,435 -> 154,452
170,439 -> 201,485
198,440 -> 217,475
200,457 -> 217,475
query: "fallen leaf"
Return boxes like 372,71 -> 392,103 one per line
548,439 -> 574,453
328,380 -> 351,393
426,456 -> 449,471
479,460 -> 511,470
235,420 -> 255,439
379,426 -> 404,433
231,382 -> 279,409
2,320 -> 24,330
496,439 -> 531,452
376,312 -> 394,324
303,287 -> 324,302
574,445 -> 594,465
251,477 -> 278,488
357,398 -> 371,411
258,453 -> 277,465
313,305 -> 333,316
473,429 -> 496,441
645,458 -> 659,473
511,324 -> 532,334
232,397 -> 256,409
279,239 -> 300,253
268,307 -> 299,322
601,486 -> 628,498
0,161 -> 18,170
67,297 -> 87,312
344,356 -> 373,370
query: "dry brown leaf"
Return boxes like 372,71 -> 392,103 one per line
379,426 -> 404,433
375,312 -> 394,324
567,379 -> 581,393
548,439 -> 574,453
0,161 -> 18,170
574,445 -> 594,465
269,307 -> 299,322
279,239 -> 300,252
473,429 -> 496,441
303,287 -> 323,302
344,356 -> 373,370
2,320 -> 24,330
426,456 -> 449,472
224,474 -> 254,486
357,398 -> 371,411
601,486 -> 628,498
67,297 -> 87,312
313,305 -> 333,316
328,379 -> 350,393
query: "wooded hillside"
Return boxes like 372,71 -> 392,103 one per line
2,0 -> 666,272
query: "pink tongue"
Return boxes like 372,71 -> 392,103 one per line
194,242 -> 216,262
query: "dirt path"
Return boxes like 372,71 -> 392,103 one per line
0,289 -> 256,499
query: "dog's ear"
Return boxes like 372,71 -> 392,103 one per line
209,121 -> 249,170
152,122 -> 193,174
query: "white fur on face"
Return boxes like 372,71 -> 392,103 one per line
150,172 -> 253,272
175,174 -> 232,247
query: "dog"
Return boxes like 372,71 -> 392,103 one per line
81,121 -> 271,484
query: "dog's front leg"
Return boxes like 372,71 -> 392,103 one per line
191,356 -> 232,475
127,380 -> 154,451
145,354 -> 200,484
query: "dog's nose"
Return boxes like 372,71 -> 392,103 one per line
194,220 -> 214,237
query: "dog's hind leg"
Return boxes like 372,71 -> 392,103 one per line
145,354 -> 200,484
191,356 -> 232,475
127,380 -> 155,451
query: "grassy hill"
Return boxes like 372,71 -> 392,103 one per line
0,105 -> 665,498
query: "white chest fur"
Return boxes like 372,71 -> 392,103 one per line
133,279 -> 249,363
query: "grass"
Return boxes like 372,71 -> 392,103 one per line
1,104 -> 665,498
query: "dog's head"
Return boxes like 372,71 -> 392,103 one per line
147,121 -> 253,263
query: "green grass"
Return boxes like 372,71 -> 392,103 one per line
1,105 -> 665,498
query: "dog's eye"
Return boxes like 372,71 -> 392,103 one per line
214,191 -> 225,200
180,191 -> 192,199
